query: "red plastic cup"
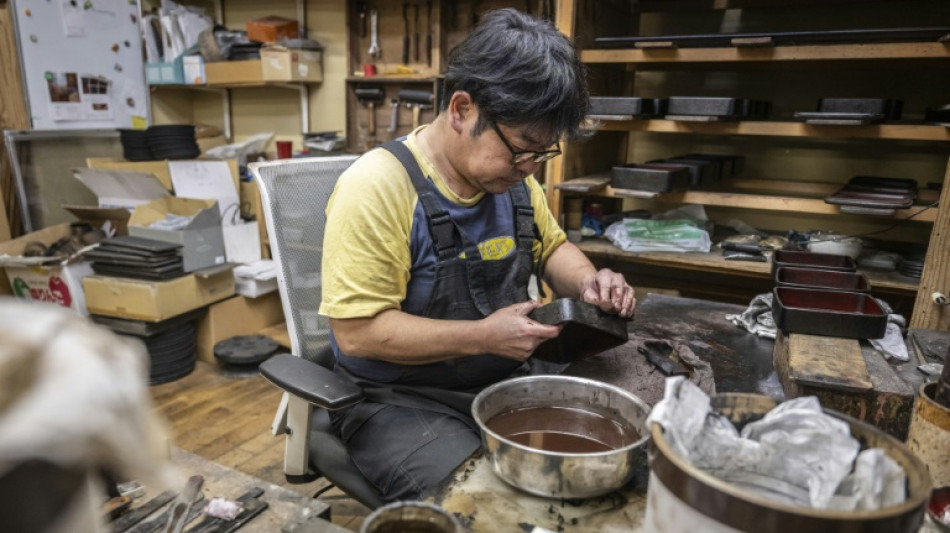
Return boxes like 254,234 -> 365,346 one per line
276,141 -> 293,159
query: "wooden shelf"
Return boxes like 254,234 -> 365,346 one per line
563,184 -> 938,222
596,119 -> 950,142
346,76 -> 437,83
577,239 -> 920,293
581,42 -> 950,64
151,81 -> 319,90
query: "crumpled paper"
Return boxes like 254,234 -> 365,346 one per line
647,377 -> 906,510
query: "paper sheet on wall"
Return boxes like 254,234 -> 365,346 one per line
167,161 -> 241,225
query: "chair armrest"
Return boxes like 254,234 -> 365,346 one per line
259,354 -> 364,410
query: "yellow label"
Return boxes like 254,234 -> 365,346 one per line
130,116 -> 147,130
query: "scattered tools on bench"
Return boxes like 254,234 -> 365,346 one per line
638,340 -> 691,377
112,490 -> 176,533
164,475 -> 204,533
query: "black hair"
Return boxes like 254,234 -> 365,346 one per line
442,8 -> 590,141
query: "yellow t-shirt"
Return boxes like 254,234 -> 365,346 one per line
319,128 -> 566,320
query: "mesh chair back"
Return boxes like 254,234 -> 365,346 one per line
250,156 -> 358,367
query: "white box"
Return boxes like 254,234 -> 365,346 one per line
0,224 -> 94,315
183,54 -> 206,85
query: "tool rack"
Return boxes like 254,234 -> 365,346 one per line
344,0 -> 557,152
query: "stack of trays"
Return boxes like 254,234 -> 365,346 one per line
898,256 -> 925,279
146,124 -> 201,160
118,129 -> 152,161
771,250 -> 887,339
612,153 -> 744,191
228,42 -> 262,60
666,97 -> 770,121
85,236 -> 185,281
92,310 -> 202,385
825,176 -> 918,215
588,97 -> 668,119
795,98 -> 903,125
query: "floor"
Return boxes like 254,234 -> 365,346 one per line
150,361 -> 371,531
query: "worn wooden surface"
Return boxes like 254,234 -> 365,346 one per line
911,160 -> 950,331
788,333 -> 872,392
774,331 -> 920,439
150,362 -> 370,531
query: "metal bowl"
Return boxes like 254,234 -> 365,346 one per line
472,375 -> 650,499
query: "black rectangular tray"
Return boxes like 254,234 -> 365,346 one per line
529,298 -> 628,364
594,27 -> 950,49
817,98 -> 903,120
611,164 -> 692,192
771,249 -> 856,277
774,267 -> 870,293
772,287 -> 887,339
677,153 -> 745,178
849,176 -> 919,192
651,158 -> 719,186
588,97 -> 667,117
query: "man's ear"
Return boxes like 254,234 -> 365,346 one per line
447,91 -> 474,134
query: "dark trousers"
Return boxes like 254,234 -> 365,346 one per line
340,402 -> 481,502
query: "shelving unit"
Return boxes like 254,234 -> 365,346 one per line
548,0 -> 950,329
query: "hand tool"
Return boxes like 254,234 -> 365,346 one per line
126,493 -> 205,533
367,9 -> 380,59
357,2 -> 366,39
402,3 -> 410,64
388,98 -> 400,133
414,3 -> 420,63
162,475 -> 203,533
426,0 -> 432,66
355,87 -> 385,136
638,340 -> 690,377
112,490 -> 176,533
398,90 -> 435,128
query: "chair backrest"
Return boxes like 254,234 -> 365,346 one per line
250,156 -> 358,367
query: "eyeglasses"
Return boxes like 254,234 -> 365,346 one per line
489,121 -> 561,165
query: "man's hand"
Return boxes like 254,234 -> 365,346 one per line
579,268 -> 636,318
479,301 -> 562,361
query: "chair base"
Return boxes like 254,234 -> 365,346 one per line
284,470 -> 320,484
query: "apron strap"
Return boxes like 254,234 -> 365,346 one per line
381,140 -> 459,262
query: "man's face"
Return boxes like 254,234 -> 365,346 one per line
459,117 -> 559,195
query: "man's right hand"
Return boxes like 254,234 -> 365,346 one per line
479,301 -> 562,362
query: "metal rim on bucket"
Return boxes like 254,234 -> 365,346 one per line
649,393 -> 932,533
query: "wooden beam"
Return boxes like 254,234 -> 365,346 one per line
910,159 -> 950,331
0,0 -> 29,239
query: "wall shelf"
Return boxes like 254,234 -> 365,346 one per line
596,120 -> 950,142
581,42 -> 950,64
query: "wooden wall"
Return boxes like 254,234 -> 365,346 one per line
0,0 -> 29,239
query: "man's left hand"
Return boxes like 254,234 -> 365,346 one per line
579,268 -> 636,318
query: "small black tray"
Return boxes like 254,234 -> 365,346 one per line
529,298 -> 628,364
772,287 -> 887,339
771,249 -> 856,276
588,97 -> 667,117
794,112 -> 886,125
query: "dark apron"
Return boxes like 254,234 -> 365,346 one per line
331,139 -> 538,439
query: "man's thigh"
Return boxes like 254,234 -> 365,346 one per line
345,404 -> 481,502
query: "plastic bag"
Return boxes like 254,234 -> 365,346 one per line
605,218 -> 711,253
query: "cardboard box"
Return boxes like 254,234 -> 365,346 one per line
260,45 -> 323,82
195,292 -> 284,363
246,16 -> 299,43
183,54 -> 206,85
129,198 -> 226,272
83,266 -> 235,322
205,60 -> 263,85
0,224 -> 95,315
85,158 -> 240,194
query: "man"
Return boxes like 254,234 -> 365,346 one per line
319,8 -> 636,502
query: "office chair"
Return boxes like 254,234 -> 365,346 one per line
250,156 -> 385,509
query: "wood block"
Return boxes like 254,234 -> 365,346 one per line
774,331 -> 917,439
788,333 -> 872,392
